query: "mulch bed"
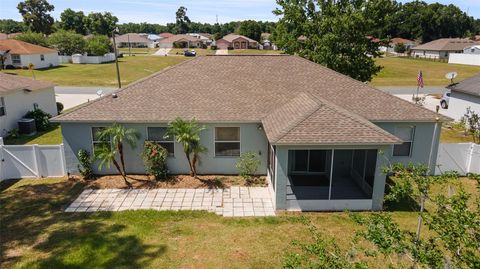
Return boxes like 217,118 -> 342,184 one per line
75,174 -> 267,189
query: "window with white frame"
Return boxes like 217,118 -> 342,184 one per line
91,127 -> 110,153
40,54 -> 45,61
11,54 -> 20,64
215,127 -> 240,156
147,127 -> 174,156
393,126 -> 415,156
0,97 -> 5,116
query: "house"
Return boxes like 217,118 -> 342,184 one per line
260,33 -> 277,50
158,34 -> 205,48
411,38 -> 479,59
187,33 -> 213,45
113,33 -> 156,48
463,45 -> 480,54
159,32 -> 174,39
0,39 -> 59,69
446,75 -> 480,121
216,34 -> 258,49
448,45 -> 480,66
379,37 -> 416,53
53,55 -> 446,212
0,73 -> 57,135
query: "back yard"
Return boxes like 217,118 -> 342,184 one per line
0,177 -> 476,268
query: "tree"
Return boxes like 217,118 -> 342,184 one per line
17,0 -> 54,34
175,6 -> 190,34
461,108 -> 480,144
273,0 -> 383,82
15,31 -> 48,47
47,30 -> 86,55
84,12 -> 118,35
165,118 -> 206,177
84,35 -> 112,56
94,123 -> 140,186
0,19 -> 26,34
238,20 -> 262,41
59,8 -> 86,34
393,42 -> 406,53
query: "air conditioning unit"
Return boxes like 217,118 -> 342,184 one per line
18,118 -> 36,136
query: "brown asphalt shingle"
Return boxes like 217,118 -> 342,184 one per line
411,38 -> 478,51
0,39 -> 57,55
0,73 -> 54,94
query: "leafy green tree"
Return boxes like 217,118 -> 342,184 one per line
393,43 -> 406,53
273,0 -> 382,82
363,0 -> 400,39
175,6 -> 190,34
84,12 -> 118,35
47,30 -> 86,55
15,31 -> 48,47
59,8 -> 86,34
0,19 -> 26,34
84,35 -> 112,56
165,118 -> 206,177
238,20 -> 262,41
17,0 -> 54,34
95,123 -> 140,186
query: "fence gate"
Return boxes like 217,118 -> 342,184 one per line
0,144 -> 67,181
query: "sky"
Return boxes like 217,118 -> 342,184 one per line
0,0 -> 479,24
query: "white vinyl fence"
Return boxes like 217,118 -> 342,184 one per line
448,53 -> 480,66
435,143 -> 480,175
0,142 -> 67,181
58,53 -> 116,64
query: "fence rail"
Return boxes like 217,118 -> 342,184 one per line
435,143 -> 480,175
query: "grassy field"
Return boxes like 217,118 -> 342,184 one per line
1,56 -> 188,87
0,177 -> 476,268
4,124 -> 62,145
440,126 -> 474,143
371,56 -> 480,87
228,49 -> 285,55
168,48 -> 215,56
118,47 -> 156,55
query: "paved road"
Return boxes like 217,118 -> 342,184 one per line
216,49 -> 228,55
377,86 -> 448,95
153,48 -> 171,56
55,87 -> 117,110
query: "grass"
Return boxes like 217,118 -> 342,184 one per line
440,125 -> 475,143
228,49 -> 285,55
118,47 -> 156,55
4,124 -> 62,145
1,176 -> 476,268
371,56 -> 480,87
1,56 -> 188,87
168,48 -> 215,56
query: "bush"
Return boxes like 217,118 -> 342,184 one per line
85,35 -> 112,56
77,149 -> 94,179
236,151 -> 260,180
210,45 -> 217,50
394,42 -> 407,53
142,141 -> 168,180
47,30 -> 86,55
15,31 -> 48,47
56,102 -> 64,114
24,108 -> 51,131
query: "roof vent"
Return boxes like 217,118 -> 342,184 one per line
112,93 -> 118,98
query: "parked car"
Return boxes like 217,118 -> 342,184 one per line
440,92 -> 450,109
184,50 -> 196,57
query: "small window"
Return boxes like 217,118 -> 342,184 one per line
215,127 -> 240,156
40,54 -> 45,61
11,54 -> 21,64
0,97 -> 5,116
147,127 -> 174,156
92,127 -> 111,154
393,126 -> 415,157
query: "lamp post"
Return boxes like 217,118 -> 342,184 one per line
111,27 -> 121,89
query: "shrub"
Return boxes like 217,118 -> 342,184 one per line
236,151 -> 260,180
24,108 -> 51,131
47,30 -> 86,55
7,128 -> 20,139
210,45 -> 217,50
142,141 -> 168,180
15,31 -> 48,47
78,149 -> 94,179
56,102 -> 64,114
85,35 -> 112,56
394,42 -> 407,53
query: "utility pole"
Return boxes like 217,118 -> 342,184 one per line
111,27 -> 121,89
127,34 -> 132,56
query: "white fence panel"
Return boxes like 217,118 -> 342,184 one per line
448,53 -> 480,66
435,143 -> 480,175
58,55 -> 72,64
0,143 -> 67,181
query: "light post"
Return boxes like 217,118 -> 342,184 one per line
111,27 -> 121,89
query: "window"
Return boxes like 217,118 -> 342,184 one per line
147,127 -> 174,156
40,54 -> 45,61
268,144 -> 276,189
215,127 -> 240,156
393,126 -> 415,156
11,54 -> 20,64
0,97 -> 5,116
91,127 -> 110,153
292,150 -> 328,173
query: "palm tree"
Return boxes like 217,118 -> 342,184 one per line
165,118 -> 206,177
95,123 -> 140,186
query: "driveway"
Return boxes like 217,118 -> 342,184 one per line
153,48 -> 171,56
55,86 -> 116,110
378,86 -> 448,95
216,49 -> 228,55
394,94 -> 450,117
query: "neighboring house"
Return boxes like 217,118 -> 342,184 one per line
0,40 -> 59,69
261,33 -> 277,50
448,45 -> 480,66
446,75 -> 480,121
379,37 -> 416,53
463,45 -> 480,54
158,34 -> 204,48
216,34 -> 258,49
187,33 -> 213,45
53,55 -> 446,212
0,73 -> 57,135
159,32 -> 174,39
114,33 -> 156,48
411,38 -> 478,59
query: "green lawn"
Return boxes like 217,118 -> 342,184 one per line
118,47 -> 156,55
440,126 -> 475,143
4,124 -> 62,145
228,49 -> 285,55
1,56 -> 188,87
168,48 -> 215,56
1,177 -> 476,268
371,56 -> 480,87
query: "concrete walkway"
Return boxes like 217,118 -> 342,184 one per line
65,186 -> 275,217
153,48 -> 171,56
215,49 -> 228,55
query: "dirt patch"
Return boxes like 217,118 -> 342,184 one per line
82,174 -> 267,189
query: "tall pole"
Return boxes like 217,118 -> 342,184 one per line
112,29 -> 121,89
127,34 -> 131,56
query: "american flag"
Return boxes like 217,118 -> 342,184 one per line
417,71 -> 424,88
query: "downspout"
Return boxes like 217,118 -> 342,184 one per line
428,105 -> 441,174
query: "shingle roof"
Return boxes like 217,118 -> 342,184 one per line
114,33 -> 151,43
390,37 -> 415,44
448,75 -> 480,97
221,34 -> 257,43
159,34 -> 199,44
0,73 -> 54,94
0,39 -> 57,55
411,38 -> 478,51
53,55 -> 446,144
159,32 -> 174,38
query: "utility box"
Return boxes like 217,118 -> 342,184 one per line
18,118 -> 37,136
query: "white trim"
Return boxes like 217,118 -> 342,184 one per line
91,126 -> 110,154
213,126 -> 241,157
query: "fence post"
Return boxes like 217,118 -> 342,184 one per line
0,139 -> 3,181
466,143 -> 474,174
32,144 -> 41,177
60,144 -> 67,176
